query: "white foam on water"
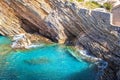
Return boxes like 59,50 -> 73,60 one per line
11,34 -> 25,48
25,44 -> 45,49
68,48 -> 108,80
11,34 -> 45,49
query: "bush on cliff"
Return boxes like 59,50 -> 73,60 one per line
70,0 -> 84,2
77,0 -> 84,2
103,2 -> 113,11
84,1 -> 101,9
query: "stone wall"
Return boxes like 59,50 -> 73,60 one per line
112,5 -> 120,27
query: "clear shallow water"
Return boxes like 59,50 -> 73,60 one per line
0,36 -> 97,80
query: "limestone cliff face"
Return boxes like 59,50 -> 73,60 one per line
0,1 -> 25,36
2,0 -> 67,43
0,0 -> 120,80
0,0 -> 52,45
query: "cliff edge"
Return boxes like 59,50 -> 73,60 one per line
0,0 -> 120,80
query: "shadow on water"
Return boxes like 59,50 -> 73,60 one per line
66,66 -> 97,80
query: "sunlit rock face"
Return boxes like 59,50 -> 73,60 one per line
0,0 -> 120,80
3,0 -> 67,43
0,1 -> 25,36
0,0 -> 53,48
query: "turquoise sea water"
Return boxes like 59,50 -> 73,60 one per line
0,36 -> 97,80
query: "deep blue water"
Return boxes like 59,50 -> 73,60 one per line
0,36 -> 97,80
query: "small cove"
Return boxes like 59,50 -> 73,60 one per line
0,36 -> 98,80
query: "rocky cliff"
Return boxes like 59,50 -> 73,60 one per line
0,0 -> 120,80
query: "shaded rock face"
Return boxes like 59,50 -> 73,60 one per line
0,0 -> 120,80
117,70 -> 120,80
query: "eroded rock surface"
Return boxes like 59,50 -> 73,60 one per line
0,0 -> 120,80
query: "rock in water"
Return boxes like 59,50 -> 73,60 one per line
11,34 -> 31,49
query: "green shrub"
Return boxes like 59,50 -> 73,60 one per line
91,1 -> 100,6
103,2 -> 113,11
84,1 -> 101,9
77,0 -> 84,2
70,0 -> 84,2
70,0 -> 74,2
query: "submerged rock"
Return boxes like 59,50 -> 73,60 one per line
23,57 -> 51,65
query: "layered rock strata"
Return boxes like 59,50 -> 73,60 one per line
0,0 -> 120,80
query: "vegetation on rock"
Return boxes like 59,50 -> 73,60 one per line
84,1 -> 101,9
103,2 -> 113,11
